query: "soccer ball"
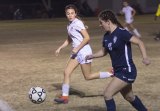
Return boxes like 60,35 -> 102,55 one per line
28,86 -> 46,104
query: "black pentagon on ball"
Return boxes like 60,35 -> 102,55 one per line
32,100 -> 37,104
37,92 -> 43,96
29,94 -> 32,99
37,98 -> 43,102
32,88 -> 37,94
42,89 -> 46,93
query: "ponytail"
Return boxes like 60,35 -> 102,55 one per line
98,10 -> 123,28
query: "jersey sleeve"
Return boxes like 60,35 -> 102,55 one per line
75,21 -> 85,31
129,6 -> 133,11
121,29 -> 133,42
122,8 -> 125,13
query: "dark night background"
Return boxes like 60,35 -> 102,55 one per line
0,0 -> 81,20
0,0 -> 159,20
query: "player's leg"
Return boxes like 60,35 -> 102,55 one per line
124,22 -> 130,31
120,84 -> 147,111
63,58 -> 79,84
125,18 -> 134,32
158,8 -> 160,17
129,23 -> 141,38
80,63 -> 113,80
54,58 -> 79,104
104,77 -> 128,111
154,14 -> 158,21
79,44 -> 113,80
154,9 -> 160,40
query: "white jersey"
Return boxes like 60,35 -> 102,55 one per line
67,18 -> 92,64
122,6 -> 134,24
67,18 -> 85,48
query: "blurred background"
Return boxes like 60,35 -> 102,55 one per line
0,0 -> 159,20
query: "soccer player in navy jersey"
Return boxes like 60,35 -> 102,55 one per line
86,10 -> 150,111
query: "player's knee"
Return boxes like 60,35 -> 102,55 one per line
104,90 -> 113,100
84,75 -> 92,80
64,70 -> 71,78
123,95 -> 135,102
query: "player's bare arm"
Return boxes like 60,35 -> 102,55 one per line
55,36 -> 72,56
132,8 -> 136,17
130,36 -> 151,65
86,47 -> 107,60
72,29 -> 90,54
93,47 -> 107,58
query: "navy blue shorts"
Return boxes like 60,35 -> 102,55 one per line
114,66 -> 137,84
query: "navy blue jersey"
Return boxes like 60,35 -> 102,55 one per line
103,27 -> 135,72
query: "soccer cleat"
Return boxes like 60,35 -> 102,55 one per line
54,96 -> 69,104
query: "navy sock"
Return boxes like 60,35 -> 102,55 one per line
105,98 -> 116,111
130,96 -> 147,111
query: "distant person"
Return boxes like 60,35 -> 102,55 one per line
154,32 -> 160,41
120,1 -> 141,38
14,8 -> 23,20
154,3 -> 160,21
154,3 -> 160,41
86,10 -> 150,111
54,4 -> 113,104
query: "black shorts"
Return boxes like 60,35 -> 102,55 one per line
114,66 -> 137,84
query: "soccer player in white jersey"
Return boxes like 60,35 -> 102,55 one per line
54,4 -> 113,104
120,1 -> 141,38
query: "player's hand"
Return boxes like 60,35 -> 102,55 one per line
72,48 -> 79,54
85,55 -> 93,62
55,48 -> 61,56
71,48 -> 78,59
142,58 -> 151,65
71,53 -> 77,59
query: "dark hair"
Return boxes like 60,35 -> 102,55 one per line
65,4 -> 78,14
65,4 -> 88,29
98,10 -> 123,28
123,0 -> 128,3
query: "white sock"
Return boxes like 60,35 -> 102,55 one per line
99,72 -> 112,79
62,84 -> 70,96
133,29 -> 141,37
